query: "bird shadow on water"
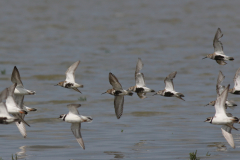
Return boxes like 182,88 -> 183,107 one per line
104,151 -> 124,159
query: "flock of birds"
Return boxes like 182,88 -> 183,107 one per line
0,27 -> 240,150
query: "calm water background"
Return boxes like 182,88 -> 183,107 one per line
0,0 -> 240,159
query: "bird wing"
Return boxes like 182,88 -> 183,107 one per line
137,92 -> 147,99
135,73 -> 146,87
67,104 -> 80,115
216,71 -> 225,96
221,125 -> 235,148
6,84 -> 20,110
213,28 -> 224,55
214,85 -> 229,117
0,88 -> 8,102
164,71 -> 177,91
109,72 -> 122,90
15,121 -> 27,138
217,85 -> 226,97
135,58 -> 143,75
0,102 -> 11,117
11,66 -> 24,87
12,113 -> 30,127
233,67 -> 240,90
14,95 -> 24,109
65,60 -> 80,83
71,123 -> 85,149
114,96 -> 124,119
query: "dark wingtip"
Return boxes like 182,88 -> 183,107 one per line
151,90 -> 155,92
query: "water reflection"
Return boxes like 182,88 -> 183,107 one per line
104,151 -> 124,159
16,146 -> 27,159
207,142 -> 227,151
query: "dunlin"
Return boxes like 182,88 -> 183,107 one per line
205,85 -> 239,148
55,60 -> 83,93
153,71 -> 185,101
128,58 -> 155,99
203,28 -> 234,65
59,104 -> 92,150
103,73 -> 133,119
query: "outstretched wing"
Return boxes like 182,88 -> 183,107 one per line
11,66 -> 24,87
114,96 -> 124,119
136,73 -> 146,87
213,28 -> 224,55
164,71 -> 177,91
65,60 -> 80,83
0,102 -> 11,117
233,67 -> 240,90
14,95 -> 24,109
137,92 -> 147,99
109,73 -> 122,90
221,125 -> 235,148
67,104 -> 81,115
214,85 -> 229,117
216,71 -> 225,96
12,113 -> 30,127
71,123 -> 85,149
15,121 -> 27,138
0,88 -> 8,102
135,58 -> 143,75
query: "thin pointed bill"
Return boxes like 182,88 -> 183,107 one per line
202,57 -> 207,59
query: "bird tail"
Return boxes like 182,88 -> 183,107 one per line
128,91 -> 133,96
82,116 -> 93,123
228,57 -> 234,61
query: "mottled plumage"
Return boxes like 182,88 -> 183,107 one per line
128,58 -> 155,99
55,61 -> 83,93
102,73 -> 132,119
153,71 -> 185,101
203,28 -> 234,65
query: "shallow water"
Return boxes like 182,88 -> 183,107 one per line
1,0 -> 240,159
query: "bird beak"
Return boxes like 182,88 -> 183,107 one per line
54,84 -> 58,86
19,110 -> 27,114
101,92 -> 107,95
204,104 -> 208,107
204,120 -> 207,122
152,93 -> 157,96
202,57 -> 207,59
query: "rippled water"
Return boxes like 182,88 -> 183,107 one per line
1,0 -> 240,159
